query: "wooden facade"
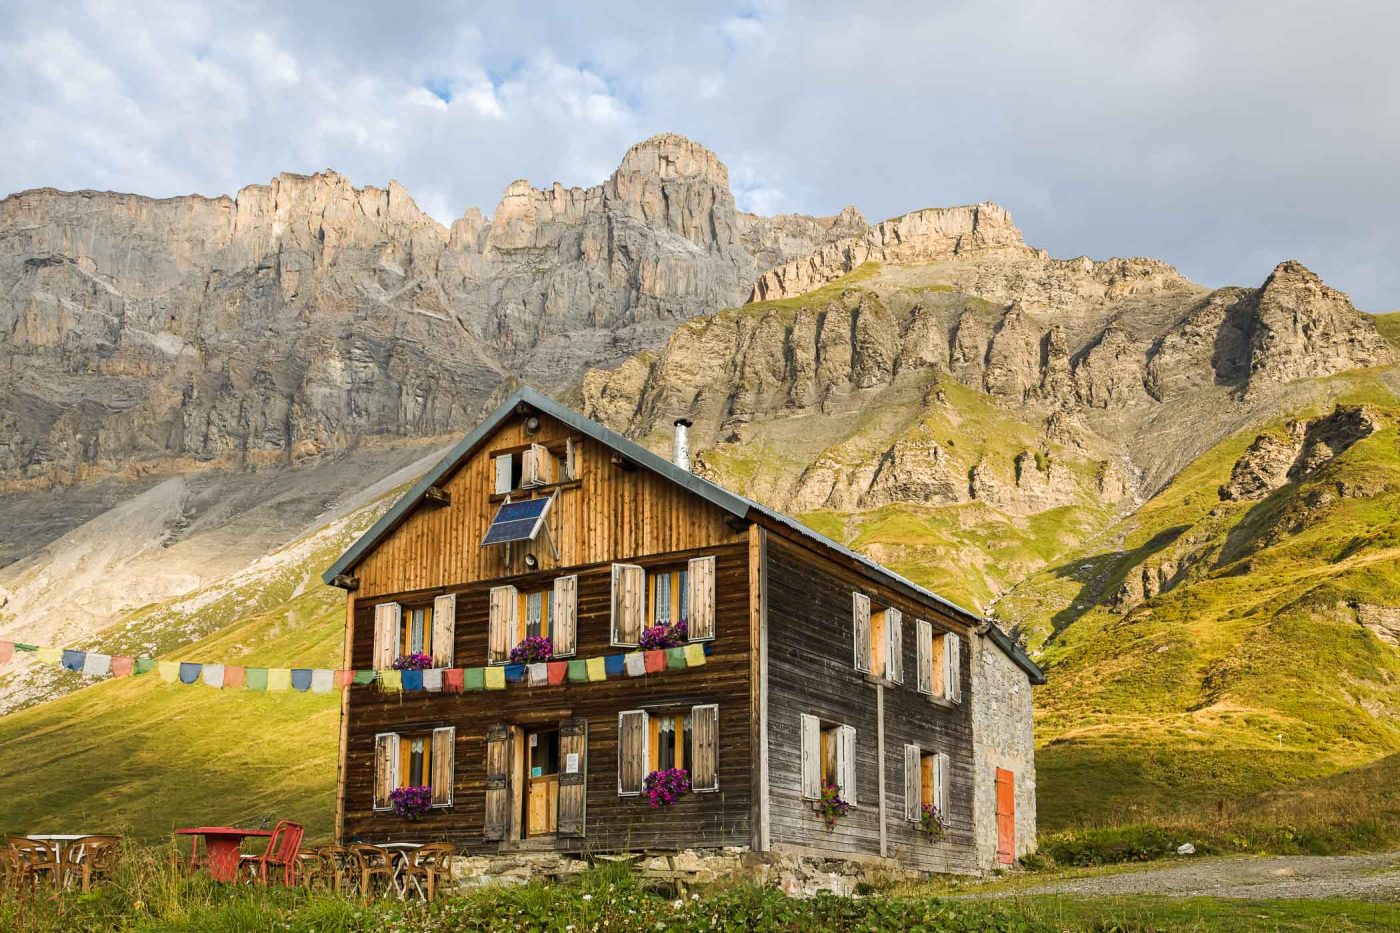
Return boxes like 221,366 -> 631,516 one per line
329,387 -> 1039,870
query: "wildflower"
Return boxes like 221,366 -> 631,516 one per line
582,894 -> 592,901
509,635 -> 554,664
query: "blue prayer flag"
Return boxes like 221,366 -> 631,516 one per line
604,654 -> 626,677
291,668 -> 313,692
504,663 -> 526,683
401,669 -> 424,691
178,662 -> 202,685
61,649 -> 86,672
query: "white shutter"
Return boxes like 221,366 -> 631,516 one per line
373,603 -> 401,669
836,724 -> 857,805
852,593 -> 871,673
494,453 -> 513,495
611,563 -> 644,646
936,752 -> 951,816
373,732 -> 399,810
431,727 -> 455,807
565,437 -> 577,481
800,714 -> 821,799
431,594 -> 456,667
916,619 -> 933,695
691,704 -> 719,792
618,710 -> 647,795
887,608 -> 903,683
523,443 -> 554,487
904,744 -> 921,822
488,585 -> 518,663
687,555 -> 716,641
552,575 -> 578,657
946,634 -> 962,702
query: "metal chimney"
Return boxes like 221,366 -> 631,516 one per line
673,418 -> 694,471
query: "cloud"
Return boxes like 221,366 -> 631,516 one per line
2,0 -> 1397,308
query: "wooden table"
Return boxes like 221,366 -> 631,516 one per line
174,827 -> 272,882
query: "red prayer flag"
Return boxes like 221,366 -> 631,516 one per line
223,665 -> 246,689
547,661 -> 568,685
109,656 -> 134,677
335,669 -> 355,689
0,641 -> 12,667
443,668 -> 464,693
644,650 -> 666,674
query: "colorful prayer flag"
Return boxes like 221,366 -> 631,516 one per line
353,670 -> 376,686
684,643 -> 707,668
82,653 -> 112,677
665,647 -> 687,671
245,668 -> 269,691
267,669 -> 291,692
335,670 -> 356,689
624,652 -> 646,677
464,667 -> 485,691
202,664 -> 225,689
443,669 -> 464,693
110,656 -> 134,678
527,663 -> 548,687
0,642 -> 13,666
157,661 -> 180,683
421,669 -> 443,692
35,647 -> 59,664
179,662 -> 202,685
484,666 -> 506,690
379,669 -> 403,692
60,649 -> 85,671
14,643 -> 37,653
567,659 -> 588,683
547,661 -> 568,685
604,654 -> 626,677
311,669 -> 335,693
401,669 -> 423,692
586,656 -> 607,681
643,650 -> 666,674
135,657 -> 156,675
290,668 -> 313,692
223,665 -> 246,689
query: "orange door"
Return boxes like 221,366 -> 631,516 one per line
995,768 -> 1015,865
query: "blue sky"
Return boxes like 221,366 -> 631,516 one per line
3,0 -> 1397,308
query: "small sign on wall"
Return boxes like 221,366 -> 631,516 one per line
531,766 -> 543,778
529,734 -> 538,747
565,753 -> 580,774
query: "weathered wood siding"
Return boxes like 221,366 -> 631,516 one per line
763,531 -> 978,873
341,542 -> 753,852
351,412 -> 740,598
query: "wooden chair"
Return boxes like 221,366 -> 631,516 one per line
297,845 -> 351,893
239,821 -> 304,886
400,842 -> 455,902
349,843 -> 394,899
6,838 -> 60,890
0,846 -> 20,890
64,835 -> 122,893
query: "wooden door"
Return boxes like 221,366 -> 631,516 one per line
995,768 -> 1015,865
525,729 -> 560,836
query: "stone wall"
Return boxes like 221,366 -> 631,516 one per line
970,630 -> 1038,868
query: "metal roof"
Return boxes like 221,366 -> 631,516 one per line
322,384 -> 1045,684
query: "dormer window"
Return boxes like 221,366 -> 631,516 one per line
493,439 -> 575,495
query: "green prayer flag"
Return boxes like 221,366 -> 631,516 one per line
352,670 -> 376,686
245,668 -> 269,691
567,659 -> 588,683
666,647 -> 687,670
463,667 -> 485,691
134,657 -> 156,675
14,643 -> 37,653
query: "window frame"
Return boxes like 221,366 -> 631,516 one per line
398,730 -> 433,790
400,604 -> 433,658
646,565 -> 691,630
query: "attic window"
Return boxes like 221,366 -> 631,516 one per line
493,440 -> 575,495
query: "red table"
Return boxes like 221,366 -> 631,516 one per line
174,826 -> 273,882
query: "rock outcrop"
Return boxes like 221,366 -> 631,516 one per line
1219,406 -> 1380,501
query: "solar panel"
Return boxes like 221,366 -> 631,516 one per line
481,496 -> 552,547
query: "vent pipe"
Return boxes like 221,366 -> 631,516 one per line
673,418 -> 694,471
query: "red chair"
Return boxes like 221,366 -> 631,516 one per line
239,821 -> 303,886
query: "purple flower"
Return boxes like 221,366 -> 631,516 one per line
919,803 -> 947,842
389,785 -> 433,820
642,768 -> 691,807
640,619 -> 688,650
817,783 -> 851,828
392,653 -> 434,671
509,636 -> 554,664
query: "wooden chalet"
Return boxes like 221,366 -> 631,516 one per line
323,386 -> 1044,872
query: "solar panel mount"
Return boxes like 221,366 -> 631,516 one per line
480,493 -> 554,547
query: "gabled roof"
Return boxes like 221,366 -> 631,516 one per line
322,385 -> 1045,685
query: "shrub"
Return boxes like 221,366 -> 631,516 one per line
817,783 -> 852,827
642,768 -> 690,807
389,785 -> 433,820
508,636 -> 553,664
640,619 -> 687,650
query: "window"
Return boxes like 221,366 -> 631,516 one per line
853,594 -> 902,682
903,745 -> 950,823
522,588 -> 550,640
402,605 -> 432,657
649,567 -> 689,627
401,732 -> 432,788
613,557 -> 716,646
618,705 -> 719,794
650,712 -> 693,771
373,598 -> 456,669
493,440 -> 575,495
489,578 -> 577,662
918,624 -> 962,702
800,714 -> 856,803
373,727 -> 455,810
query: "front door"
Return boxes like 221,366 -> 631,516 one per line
524,728 -> 560,837
995,767 -> 1015,865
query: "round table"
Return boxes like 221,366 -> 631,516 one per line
174,827 -> 273,882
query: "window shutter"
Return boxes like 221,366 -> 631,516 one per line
691,704 -> 719,792
687,556 -> 716,641
904,744 -> 921,822
431,594 -> 456,667
947,634 -> 962,702
525,443 -> 555,486
887,608 -> 904,683
373,733 -> 399,811
611,564 -> 644,646
483,725 -> 511,840
936,751 -> 951,816
565,437 -> 577,481
852,593 -> 871,673
373,603 -> 401,669
488,585 -> 518,663
558,718 -> 588,835
618,710 -> 647,795
431,727 -> 455,807
494,454 -> 512,494
836,724 -> 857,805
916,619 -> 933,695
931,630 -> 946,698
552,575 -> 578,657
800,714 -> 821,799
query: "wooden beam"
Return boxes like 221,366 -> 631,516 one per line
334,595 -> 355,843
330,573 -> 360,591
749,523 -> 770,852
876,682 -> 887,858
423,486 -> 451,507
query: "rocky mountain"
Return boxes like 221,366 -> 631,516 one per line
0,133 -> 861,484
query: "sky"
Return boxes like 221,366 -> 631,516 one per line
3,0 -> 1398,309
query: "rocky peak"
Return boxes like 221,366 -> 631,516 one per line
613,133 -> 730,187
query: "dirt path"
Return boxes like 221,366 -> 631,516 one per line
994,852 -> 1400,900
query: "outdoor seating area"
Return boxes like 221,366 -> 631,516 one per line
2,835 -> 122,893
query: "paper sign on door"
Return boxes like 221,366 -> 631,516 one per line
565,753 -> 580,774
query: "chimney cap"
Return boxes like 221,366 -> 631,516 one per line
673,417 -> 694,427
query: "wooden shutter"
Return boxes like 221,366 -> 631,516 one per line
852,593 -> 871,673
488,585 -> 518,663
558,718 -> 588,836
431,727 -> 455,807
887,607 -> 904,683
524,443 -> 555,486
916,619 -> 933,695
947,634 -> 962,702
552,575 -> 578,657
618,710 -> 647,795
431,594 -> 456,667
611,564 -> 644,646
691,704 -> 719,792
931,630 -> 946,698
565,437 -> 577,481
836,725 -> 857,805
903,744 -> 921,822
483,725 -> 511,840
373,603 -> 401,669
936,751 -> 950,816
800,714 -> 821,799
373,733 -> 399,811
686,556 -> 716,640
494,454 -> 512,494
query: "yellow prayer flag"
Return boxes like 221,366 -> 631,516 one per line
157,660 -> 180,683
484,666 -> 506,690
36,647 -> 62,664
379,669 -> 403,692
267,668 -> 292,692
684,643 -> 707,667
586,656 -> 607,681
